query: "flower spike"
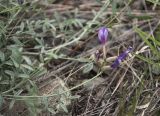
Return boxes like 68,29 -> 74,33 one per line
111,46 -> 133,68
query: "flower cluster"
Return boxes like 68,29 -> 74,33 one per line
96,26 -> 132,69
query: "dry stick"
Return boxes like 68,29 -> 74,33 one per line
99,67 -> 129,116
93,69 -> 121,111
111,67 -> 129,96
82,101 -> 116,116
85,88 -> 94,115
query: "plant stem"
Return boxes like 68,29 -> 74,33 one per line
103,45 -> 106,59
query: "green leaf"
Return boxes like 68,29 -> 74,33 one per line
77,58 -> 90,62
15,89 -> 23,95
45,53 -> 59,61
135,27 -> 160,46
13,37 -> 23,46
83,62 -> 93,74
5,70 -> 15,76
0,95 -> 3,109
30,67 -> 47,78
0,51 -> 5,62
112,0 -> 117,15
0,80 -> 10,85
96,0 -> 102,4
135,27 -> 160,57
9,99 -> 15,110
135,54 -> 158,65
146,0 -> 160,5
151,64 -> 160,75
42,97 -> 48,109
18,74 -> 29,78
23,56 -> 32,65
20,22 -> 25,32
69,95 -> 80,99
28,80 -> 38,91
21,64 -> 34,71
60,103 -> 68,113
35,20 -> 42,29
9,46 -> 22,67
35,38 -> 44,45
48,108 -> 56,114
5,60 -> 14,66
11,57 -> 19,67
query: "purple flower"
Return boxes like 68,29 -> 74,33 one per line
98,27 -> 108,44
95,50 -> 101,61
111,46 -> 132,68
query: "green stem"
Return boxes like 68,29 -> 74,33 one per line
3,72 -> 102,99
103,45 -> 106,59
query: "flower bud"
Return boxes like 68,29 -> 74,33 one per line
98,27 -> 108,44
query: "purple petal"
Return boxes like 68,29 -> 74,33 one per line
98,27 -> 108,44
95,50 -> 100,61
111,46 -> 133,68
111,59 -> 120,68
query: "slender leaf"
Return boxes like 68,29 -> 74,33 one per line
83,62 -> 94,74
